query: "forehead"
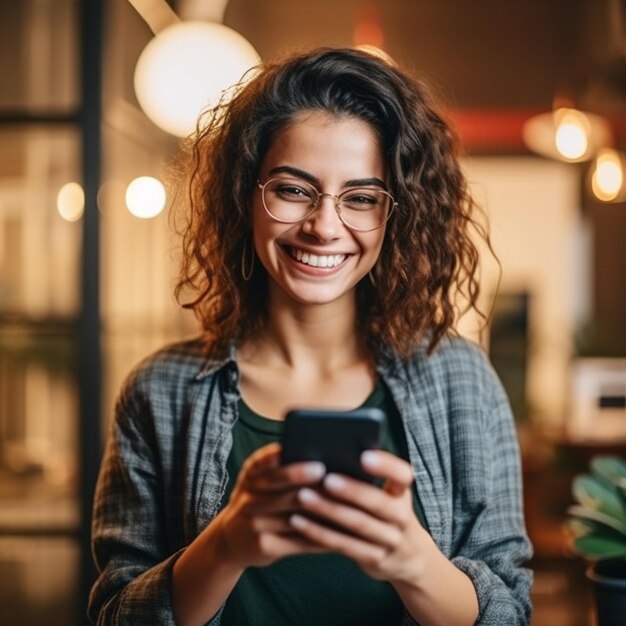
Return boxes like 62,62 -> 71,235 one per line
260,111 -> 385,179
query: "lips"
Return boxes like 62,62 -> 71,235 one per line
286,246 -> 347,268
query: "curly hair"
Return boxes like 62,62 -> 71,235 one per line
174,47 -> 493,359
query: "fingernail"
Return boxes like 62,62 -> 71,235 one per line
324,474 -> 346,491
361,451 -> 379,467
299,488 -> 320,504
304,462 -> 326,479
290,514 -> 308,529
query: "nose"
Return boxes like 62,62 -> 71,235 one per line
301,194 -> 343,241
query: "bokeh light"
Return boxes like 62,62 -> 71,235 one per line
554,110 -> 589,161
591,149 -> 624,202
125,176 -> 166,219
57,182 -> 85,222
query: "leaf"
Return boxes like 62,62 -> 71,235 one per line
592,456 -> 626,509
572,474 -> 626,520
567,505 -> 626,537
572,534 -> 626,559
591,456 -> 626,483
567,517 -> 626,541
567,518 -> 592,537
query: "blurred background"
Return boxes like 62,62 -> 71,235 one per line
1,0 -> 626,624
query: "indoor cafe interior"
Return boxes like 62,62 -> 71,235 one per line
1,1 -> 626,625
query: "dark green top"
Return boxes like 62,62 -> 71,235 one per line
220,381 -> 423,626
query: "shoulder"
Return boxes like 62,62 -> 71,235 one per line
123,336 -> 209,391
397,335 -> 511,430
132,336 -> 213,379
407,334 -> 500,396
107,337 -> 235,456
115,336 -> 223,422
420,334 -> 488,367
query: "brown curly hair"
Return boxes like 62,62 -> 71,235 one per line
174,47 -> 493,359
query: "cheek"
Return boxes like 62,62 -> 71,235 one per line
362,230 -> 386,259
251,212 -> 293,268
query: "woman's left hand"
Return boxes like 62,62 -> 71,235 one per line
288,450 -> 429,586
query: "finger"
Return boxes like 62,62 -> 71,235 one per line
249,514 -> 303,535
296,488 -> 402,550
360,451 -> 414,495
241,442 -> 326,491
321,473 -> 409,524
243,443 -> 283,478
241,490 -> 302,516
248,461 -> 327,492
289,514 -> 388,567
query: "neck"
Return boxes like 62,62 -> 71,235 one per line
241,291 -> 368,373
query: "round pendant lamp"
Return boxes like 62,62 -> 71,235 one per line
134,21 -> 260,137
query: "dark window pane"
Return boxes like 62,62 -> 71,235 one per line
0,536 -> 79,626
0,1 -> 79,112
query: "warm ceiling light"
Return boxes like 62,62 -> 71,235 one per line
591,149 -> 625,202
134,21 -> 260,137
57,182 -> 85,222
125,176 -> 166,219
353,22 -> 384,48
554,110 -> 589,160
523,107 -> 612,163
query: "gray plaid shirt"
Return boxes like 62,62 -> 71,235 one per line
89,335 -> 533,625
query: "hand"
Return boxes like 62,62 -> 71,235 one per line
288,450 -> 429,585
211,442 -> 330,570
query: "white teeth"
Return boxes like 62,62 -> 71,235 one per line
289,248 -> 346,268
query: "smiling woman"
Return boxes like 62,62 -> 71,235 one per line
175,47 -> 488,360
88,48 -> 533,626
250,112 -> 388,311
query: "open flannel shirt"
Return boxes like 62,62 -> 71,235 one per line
88,335 -> 533,625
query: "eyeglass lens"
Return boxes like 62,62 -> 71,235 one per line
261,177 -> 392,231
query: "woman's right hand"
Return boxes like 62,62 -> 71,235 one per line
210,442 -> 329,569
173,442 -> 326,625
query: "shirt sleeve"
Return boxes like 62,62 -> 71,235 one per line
87,373 -> 223,626
450,372 -> 533,625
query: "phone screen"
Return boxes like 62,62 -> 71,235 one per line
281,407 -> 386,482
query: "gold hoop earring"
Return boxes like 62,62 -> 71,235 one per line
241,239 -> 255,281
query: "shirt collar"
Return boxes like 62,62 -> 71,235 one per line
194,340 -> 238,380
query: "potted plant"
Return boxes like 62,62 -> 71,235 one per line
568,455 -> 626,626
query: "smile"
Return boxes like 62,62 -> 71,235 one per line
287,247 -> 347,268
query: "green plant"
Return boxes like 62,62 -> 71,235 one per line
568,455 -> 626,560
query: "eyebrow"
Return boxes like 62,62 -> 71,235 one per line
267,165 -> 388,190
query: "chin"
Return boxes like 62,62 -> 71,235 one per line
284,283 -> 359,307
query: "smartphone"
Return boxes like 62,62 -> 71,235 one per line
281,407 -> 386,483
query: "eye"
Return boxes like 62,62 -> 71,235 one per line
271,180 -> 314,202
341,190 -> 382,210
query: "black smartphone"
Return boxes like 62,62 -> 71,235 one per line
281,407 -> 386,483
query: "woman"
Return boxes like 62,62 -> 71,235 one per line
89,48 -> 532,626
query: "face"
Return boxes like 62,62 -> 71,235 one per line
252,111 -> 388,310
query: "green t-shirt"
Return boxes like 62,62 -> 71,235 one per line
220,381 -> 423,626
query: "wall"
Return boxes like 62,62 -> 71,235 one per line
461,156 -> 584,425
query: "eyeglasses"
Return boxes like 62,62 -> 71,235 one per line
257,177 -> 397,232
